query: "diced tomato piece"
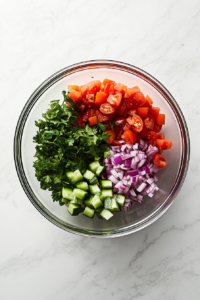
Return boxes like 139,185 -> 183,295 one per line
144,115 -> 155,130
80,80 -> 101,97
86,93 -> 95,103
77,114 -> 84,127
107,92 -> 122,108
81,109 -> 90,123
122,130 -> 137,144
147,131 -> 157,146
95,92 -> 108,106
155,114 -> 165,125
127,92 -> 146,110
124,86 -> 140,98
106,130 -> 115,144
123,123 -> 131,131
103,79 -> 113,85
154,123 -> 162,133
80,104 -> 86,112
68,85 -> 80,92
127,114 -> 143,133
153,154 -> 167,168
158,149 -> 163,155
114,83 -> 127,95
128,109 -> 138,115
112,139 -> 124,145
137,127 -> 149,140
116,99 -> 128,116
156,139 -> 173,150
138,107 -> 149,119
150,107 -> 160,117
104,82 -> 115,94
156,133 -> 165,140
142,95 -> 153,107
100,103 -> 116,114
89,116 -> 98,126
96,110 -> 111,122
114,116 -> 127,126
68,91 -> 82,101
90,108 -> 96,117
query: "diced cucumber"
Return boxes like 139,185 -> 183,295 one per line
96,207 -> 102,213
84,197 -> 94,209
101,180 -> 112,189
96,165 -> 105,176
89,184 -> 101,195
73,188 -> 88,200
67,203 -> 80,216
104,150 -> 110,158
111,198 -> 121,212
96,207 -> 103,219
100,209 -> 113,220
91,195 -> 103,209
66,170 -> 83,185
83,206 -> 95,219
89,161 -> 100,173
104,197 -> 114,212
89,176 -> 99,185
70,197 -> 83,206
62,187 -> 74,201
76,181 -> 89,191
61,197 -> 69,204
83,170 -> 95,181
96,192 -> 104,202
115,194 -> 125,206
101,189 -> 113,199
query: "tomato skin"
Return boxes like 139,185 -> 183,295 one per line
89,116 -> 98,126
150,107 -> 160,117
90,108 -> 96,117
153,154 -> 167,167
81,109 -> 90,122
155,114 -> 165,125
123,123 -> 131,131
115,116 -> 127,126
137,127 -> 149,140
128,109 -> 138,115
86,93 -> 95,103
107,92 -> 122,108
156,133 -> 165,140
68,91 -> 82,101
80,80 -> 101,97
144,115 -> 155,130
154,123 -> 162,133
122,130 -> 137,144
142,95 -> 153,107
147,131 -> 157,146
106,130 -> 115,144
138,107 -> 149,119
95,92 -> 108,106
116,99 -> 128,116
103,79 -> 116,94
100,103 -> 116,115
127,92 -> 146,110
156,139 -> 173,150
96,110 -> 111,122
114,83 -> 127,95
124,86 -> 140,98
127,114 -> 144,133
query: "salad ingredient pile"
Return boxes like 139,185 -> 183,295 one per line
33,78 -> 173,221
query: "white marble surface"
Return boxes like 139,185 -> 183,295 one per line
0,0 -> 200,299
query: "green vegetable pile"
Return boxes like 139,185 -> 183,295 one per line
33,91 -> 109,205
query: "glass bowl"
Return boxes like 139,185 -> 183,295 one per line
14,60 -> 190,238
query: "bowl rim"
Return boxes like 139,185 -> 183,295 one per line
13,59 -> 190,238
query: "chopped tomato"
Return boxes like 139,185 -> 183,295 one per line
123,123 -> 131,131
106,130 -> 115,144
122,130 -> 137,144
89,116 -> 98,126
90,108 -> 96,117
80,80 -> 101,97
107,92 -> 122,107
138,107 -> 149,119
137,127 -> 149,140
96,110 -> 111,122
100,103 -> 116,115
155,114 -> 165,125
103,79 -> 116,95
144,115 -> 155,130
103,79 -> 113,85
142,95 -> 153,107
112,139 -> 124,145
156,139 -> 173,150
95,91 -> 108,106
114,83 -> 127,95
80,104 -> 86,112
153,154 -> 167,168
127,114 -> 143,133
68,91 -> 82,101
116,99 -> 128,116
156,133 -> 165,140
86,93 -> 95,103
68,85 -> 80,92
81,109 -> 90,122
147,131 -> 157,146
77,114 -> 84,127
124,86 -> 140,98
115,116 -> 127,126
128,109 -> 137,115
127,92 -> 146,110
150,107 -> 160,117
154,123 -> 162,133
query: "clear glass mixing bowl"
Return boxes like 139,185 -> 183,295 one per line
14,60 -> 190,237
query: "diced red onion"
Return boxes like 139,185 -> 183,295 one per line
108,175 -> 119,184
113,156 -> 123,165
